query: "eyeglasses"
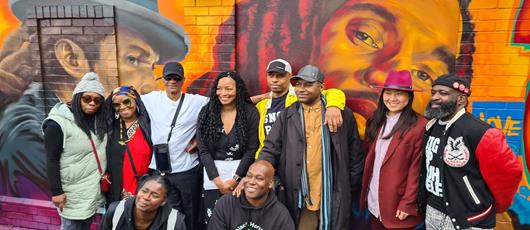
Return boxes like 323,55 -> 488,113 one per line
163,75 -> 183,82
112,98 -> 134,110
81,95 -> 103,105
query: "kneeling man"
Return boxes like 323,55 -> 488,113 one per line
208,160 -> 295,230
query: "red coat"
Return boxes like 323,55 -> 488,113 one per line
360,116 -> 427,229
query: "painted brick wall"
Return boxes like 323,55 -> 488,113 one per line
183,0 -> 235,93
26,4 -> 118,107
466,0 -> 528,102
464,0 -> 528,150
0,196 -> 102,229
0,4 -> 115,228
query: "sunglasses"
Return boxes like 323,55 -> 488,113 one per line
112,98 -> 134,110
163,75 -> 183,82
81,95 -> 103,105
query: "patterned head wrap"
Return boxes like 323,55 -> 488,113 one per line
111,86 -> 137,101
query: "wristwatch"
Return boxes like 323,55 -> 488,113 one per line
233,174 -> 242,183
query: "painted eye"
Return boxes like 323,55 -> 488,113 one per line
347,29 -> 380,49
355,31 -> 378,48
412,69 -> 432,83
127,56 -> 139,66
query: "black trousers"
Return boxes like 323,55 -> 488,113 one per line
161,164 -> 203,230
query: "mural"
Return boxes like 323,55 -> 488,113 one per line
0,0 -> 191,200
0,0 -> 528,228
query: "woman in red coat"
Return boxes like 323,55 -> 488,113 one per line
360,70 -> 427,229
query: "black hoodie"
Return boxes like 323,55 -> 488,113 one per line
208,192 -> 295,230
100,197 -> 186,230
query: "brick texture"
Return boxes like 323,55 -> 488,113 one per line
0,196 -> 101,229
183,0 -> 236,93
28,4 -> 119,109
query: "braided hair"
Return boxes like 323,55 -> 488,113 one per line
197,71 -> 252,154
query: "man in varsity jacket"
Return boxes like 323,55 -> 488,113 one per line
420,74 -> 522,229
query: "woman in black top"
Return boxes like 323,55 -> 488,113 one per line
197,71 -> 259,225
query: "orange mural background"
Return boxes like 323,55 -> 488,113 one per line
0,0 -> 528,229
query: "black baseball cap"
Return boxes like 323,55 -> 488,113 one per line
163,61 -> 184,80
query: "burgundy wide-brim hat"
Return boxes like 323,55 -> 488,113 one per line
371,70 -> 423,92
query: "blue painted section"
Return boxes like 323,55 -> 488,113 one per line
472,102 -> 524,155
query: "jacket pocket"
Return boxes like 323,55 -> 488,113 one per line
462,176 -> 481,205
466,205 -> 493,223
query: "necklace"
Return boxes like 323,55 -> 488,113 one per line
119,119 -> 139,145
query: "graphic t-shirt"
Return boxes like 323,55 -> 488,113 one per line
425,121 -> 447,212
263,93 -> 287,136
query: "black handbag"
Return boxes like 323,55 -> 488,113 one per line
154,93 -> 185,174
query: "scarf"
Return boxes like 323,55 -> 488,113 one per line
298,96 -> 333,230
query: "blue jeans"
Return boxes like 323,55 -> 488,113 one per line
60,216 -> 93,230
425,205 -> 492,230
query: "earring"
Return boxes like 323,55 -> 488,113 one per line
136,106 -> 140,114
115,112 -> 120,119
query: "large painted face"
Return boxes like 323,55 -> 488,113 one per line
95,28 -> 160,95
317,0 -> 460,122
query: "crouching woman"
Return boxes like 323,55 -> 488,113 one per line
101,175 -> 186,230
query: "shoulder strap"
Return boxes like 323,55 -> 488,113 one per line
112,200 -> 126,230
167,93 -> 186,143
125,145 -> 139,180
88,136 -> 103,175
167,208 -> 179,230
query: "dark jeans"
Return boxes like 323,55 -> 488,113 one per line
60,216 -> 93,230
162,164 -> 203,230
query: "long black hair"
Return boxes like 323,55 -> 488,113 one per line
197,71 -> 252,153
70,93 -> 107,140
365,90 -> 418,142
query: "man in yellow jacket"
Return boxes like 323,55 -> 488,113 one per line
253,59 -> 346,156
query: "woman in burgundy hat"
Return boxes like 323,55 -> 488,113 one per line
359,70 -> 428,230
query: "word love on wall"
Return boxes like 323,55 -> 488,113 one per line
472,101 -> 524,154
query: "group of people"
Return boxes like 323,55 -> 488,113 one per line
43,58 -> 523,230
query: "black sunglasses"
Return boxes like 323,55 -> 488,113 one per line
81,95 -> 103,105
112,98 -> 134,110
163,75 -> 184,82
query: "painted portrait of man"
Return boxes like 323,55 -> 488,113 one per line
0,0 -> 189,199
196,0 -> 474,135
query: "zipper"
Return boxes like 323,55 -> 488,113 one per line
462,176 -> 481,205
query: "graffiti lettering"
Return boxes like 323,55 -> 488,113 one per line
479,113 -> 521,137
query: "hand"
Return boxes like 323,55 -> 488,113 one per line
324,106 -> 343,132
232,177 -> 248,197
121,189 -> 133,200
250,93 -> 269,104
185,137 -> 198,153
52,193 -> 67,212
225,178 -> 238,190
214,177 -> 233,194
395,209 -> 409,220
0,40 -> 33,106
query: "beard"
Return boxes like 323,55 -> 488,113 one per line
425,98 -> 458,120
